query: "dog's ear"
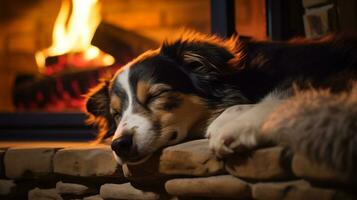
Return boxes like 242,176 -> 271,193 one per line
86,81 -> 110,117
160,37 -> 240,96
160,37 -> 238,75
85,80 -> 115,141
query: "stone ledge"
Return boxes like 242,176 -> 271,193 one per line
100,183 -> 160,200
123,139 -> 225,193
53,146 -> 119,177
1,139 -> 356,199
225,146 -> 293,180
28,188 -> 62,200
0,179 -> 16,195
4,147 -> 56,179
160,139 -> 224,176
252,180 -> 308,199
165,175 -> 251,199
292,154 -> 348,183
83,194 -> 103,200
56,181 -> 91,195
252,180 -> 356,200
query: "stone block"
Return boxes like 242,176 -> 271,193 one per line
4,147 -> 56,179
100,183 -> 160,200
53,146 -> 119,177
252,180 -> 356,200
83,194 -> 104,200
123,140 -> 224,192
252,180 -> 355,200
225,147 -> 292,180
55,181 -> 89,195
165,175 -> 251,199
28,188 -> 62,200
160,139 -> 224,176
292,154 -> 347,183
252,180 -> 310,199
0,179 -> 16,195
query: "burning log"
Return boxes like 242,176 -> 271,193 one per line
91,22 -> 158,63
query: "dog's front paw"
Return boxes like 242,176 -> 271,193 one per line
207,121 -> 260,158
207,95 -> 283,158
205,105 -> 253,139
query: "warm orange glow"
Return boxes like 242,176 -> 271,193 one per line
35,0 -> 114,70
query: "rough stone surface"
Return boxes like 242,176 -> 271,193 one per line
252,180 -> 310,199
165,175 -> 251,199
53,146 -> 118,177
292,154 -> 347,183
4,147 -> 56,179
252,180 -> 354,200
56,181 -> 89,195
100,183 -> 160,200
28,188 -> 63,200
1,141 -> 356,200
225,147 -> 292,180
83,194 -> 104,200
0,179 -> 16,195
160,139 -> 224,176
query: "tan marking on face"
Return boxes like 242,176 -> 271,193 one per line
110,94 -> 121,113
136,81 -> 151,104
149,84 -> 172,93
153,93 -> 209,143
137,81 -> 173,105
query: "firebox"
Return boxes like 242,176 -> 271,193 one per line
1,0 -> 310,141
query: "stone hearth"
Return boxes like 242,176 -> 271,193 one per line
0,139 -> 356,200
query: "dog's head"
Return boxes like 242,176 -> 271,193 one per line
86,33 -> 246,164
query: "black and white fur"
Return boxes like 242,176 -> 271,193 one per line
86,32 -> 357,178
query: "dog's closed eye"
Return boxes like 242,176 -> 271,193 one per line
146,89 -> 172,104
145,84 -> 173,104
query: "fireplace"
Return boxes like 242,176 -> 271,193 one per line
0,0 -> 270,141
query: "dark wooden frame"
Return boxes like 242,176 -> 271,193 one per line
211,0 -> 236,38
266,0 -> 285,40
0,113 -> 96,141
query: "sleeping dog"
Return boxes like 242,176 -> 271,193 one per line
86,32 -> 357,177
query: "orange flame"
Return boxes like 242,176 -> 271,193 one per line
35,0 -> 114,70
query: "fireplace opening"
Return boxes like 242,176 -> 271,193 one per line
1,0 -> 355,141
0,0 -> 201,141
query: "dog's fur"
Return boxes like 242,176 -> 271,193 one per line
86,32 -> 357,178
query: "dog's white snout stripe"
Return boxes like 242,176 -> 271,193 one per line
113,66 -> 153,144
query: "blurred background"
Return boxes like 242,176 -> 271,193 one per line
0,0 -> 356,142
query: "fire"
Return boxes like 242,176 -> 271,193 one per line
35,0 -> 114,70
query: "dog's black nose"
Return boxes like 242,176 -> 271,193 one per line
111,134 -> 133,157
